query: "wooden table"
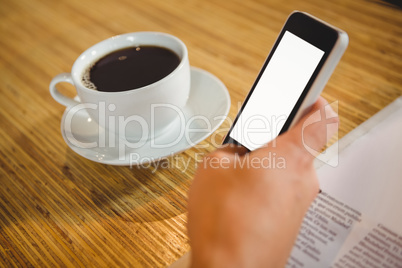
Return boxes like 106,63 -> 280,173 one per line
0,0 -> 401,266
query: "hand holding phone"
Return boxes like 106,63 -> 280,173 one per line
223,11 -> 348,151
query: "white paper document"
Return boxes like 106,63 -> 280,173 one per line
287,97 -> 402,267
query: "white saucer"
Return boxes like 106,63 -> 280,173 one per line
61,67 -> 230,165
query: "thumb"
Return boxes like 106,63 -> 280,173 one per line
280,97 -> 339,159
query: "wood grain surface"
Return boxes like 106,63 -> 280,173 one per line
0,0 -> 401,267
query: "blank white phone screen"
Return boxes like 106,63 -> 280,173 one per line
229,31 -> 324,151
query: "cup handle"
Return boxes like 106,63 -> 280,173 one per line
49,73 -> 80,107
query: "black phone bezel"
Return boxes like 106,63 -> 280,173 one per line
222,12 -> 339,149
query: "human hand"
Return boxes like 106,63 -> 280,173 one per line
187,97 -> 338,267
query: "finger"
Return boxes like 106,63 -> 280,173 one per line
283,96 -> 339,158
217,143 -> 249,156
252,97 -> 338,160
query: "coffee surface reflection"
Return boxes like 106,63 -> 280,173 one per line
82,46 -> 180,92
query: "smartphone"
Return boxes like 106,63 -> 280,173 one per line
223,11 -> 348,151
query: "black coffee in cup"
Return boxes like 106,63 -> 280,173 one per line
82,46 -> 180,92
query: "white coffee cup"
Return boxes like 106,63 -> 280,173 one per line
50,32 -> 190,141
